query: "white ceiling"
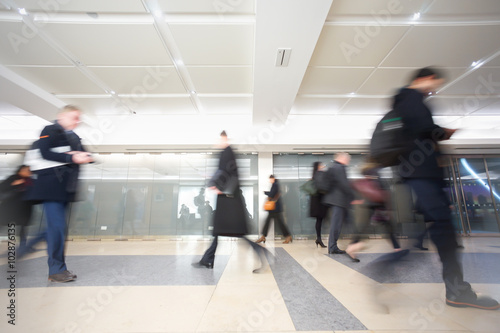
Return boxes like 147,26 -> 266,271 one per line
0,0 -> 500,153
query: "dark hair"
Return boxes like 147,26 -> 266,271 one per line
220,130 -> 227,137
410,67 -> 445,82
312,161 -> 321,177
269,175 -> 275,179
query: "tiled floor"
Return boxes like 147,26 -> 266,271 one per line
0,237 -> 499,333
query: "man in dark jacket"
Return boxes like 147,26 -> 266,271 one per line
396,67 -> 499,310
322,152 -> 358,254
26,105 -> 93,283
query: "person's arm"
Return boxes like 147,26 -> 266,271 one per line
335,165 -> 355,202
0,175 -> 16,192
267,183 -> 279,199
38,127 -> 73,163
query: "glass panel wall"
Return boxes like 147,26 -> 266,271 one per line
0,152 -> 259,239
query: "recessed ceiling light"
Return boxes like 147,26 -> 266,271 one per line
471,61 -> 483,69
18,8 -> 28,15
190,90 -> 196,95
349,92 -> 355,96
154,10 -> 163,18
412,12 -> 421,20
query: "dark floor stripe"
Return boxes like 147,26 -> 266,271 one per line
0,255 -> 229,288
270,248 -> 366,331
327,252 -> 500,284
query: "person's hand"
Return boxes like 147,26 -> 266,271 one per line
351,199 -> 364,205
11,179 -> 25,186
441,128 -> 457,140
72,152 -> 94,164
209,186 -> 222,195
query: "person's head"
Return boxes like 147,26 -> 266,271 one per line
312,161 -> 322,177
57,105 -> 81,131
217,130 -> 229,148
408,67 -> 446,94
269,175 -> 276,184
334,152 -> 351,165
16,165 -> 31,178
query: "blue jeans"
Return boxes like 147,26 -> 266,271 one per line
44,201 -> 68,275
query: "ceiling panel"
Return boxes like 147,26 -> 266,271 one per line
124,97 -> 197,115
310,25 -> 409,67
426,96 -> 497,116
427,0 -> 500,16
0,22 -> 72,65
13,0 -> 147,13
200,97 -> 252,115
327,0 -> 433,17
7,66 -> 104,94
298,67 -> 373,94
170,24 -> 253,65
58,97 -> 127,115
440,67 -> 500,95
339,97 -> 392,115
188,67 -> 252,93
470,100 -> 500,115
447,116 -> 500,130
158,0 -> 255,14
290,97 -> 348,115
90,66 -> 185,94
381,25 -> 500,68
0,101 -> 31,115
358,67 -> 465,95
43,24 -> 172,66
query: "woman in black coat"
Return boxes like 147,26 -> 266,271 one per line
256,175 -> 292,244
193,131 -> 268,273
0,165 -> 34,249
310,162 -> 328,248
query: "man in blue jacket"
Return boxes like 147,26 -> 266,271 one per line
26,105 -> 93,283
396,67 -> 499,310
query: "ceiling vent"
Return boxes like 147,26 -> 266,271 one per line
275,48 -> 291,67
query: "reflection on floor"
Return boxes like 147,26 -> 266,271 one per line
0,237 -> 499,333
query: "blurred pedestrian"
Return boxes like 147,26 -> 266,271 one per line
0,165 -> 34,251
256,175 -> 292,244
322,152 -> 361,254
304,162 -> 328,248
395,67 -> 498,309
192,131 -> 269,273
25,105 -> 93,283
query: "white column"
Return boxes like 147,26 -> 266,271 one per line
258,152 -> 274,239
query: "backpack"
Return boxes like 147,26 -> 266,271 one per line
369,109 -> 410,167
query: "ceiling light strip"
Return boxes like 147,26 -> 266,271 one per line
142,0 -> 204,115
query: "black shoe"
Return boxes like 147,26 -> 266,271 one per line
192,261 -> 213,269
346,253 -> 360,262
48,270 -> 76,283
315,239 -> 327,248
447,291 -> 500,310
414,244 -> 428,251
329,249 -> 346,254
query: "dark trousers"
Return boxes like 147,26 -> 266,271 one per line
261,211 -> 290,237
405,178 -> 470,298
328,205 -> 347,252
44,201 -> 68,275
201,235 -> 265,266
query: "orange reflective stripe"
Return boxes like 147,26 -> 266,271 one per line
40,135 -> 49,139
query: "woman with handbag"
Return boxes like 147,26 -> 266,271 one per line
256,175 -> 292,244
192,131 -> 269,273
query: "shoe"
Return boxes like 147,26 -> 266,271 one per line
329,249 -> 346,254
346,242 -> 363,262
252,266 -> 267,274
191,261 -> 213,269
315,239 -> 327,248
414,244 -> 428,251
256,236 -> 266,244
48,270 -> 76,283
283,236 -> 292,244
446,291 -> 500,310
